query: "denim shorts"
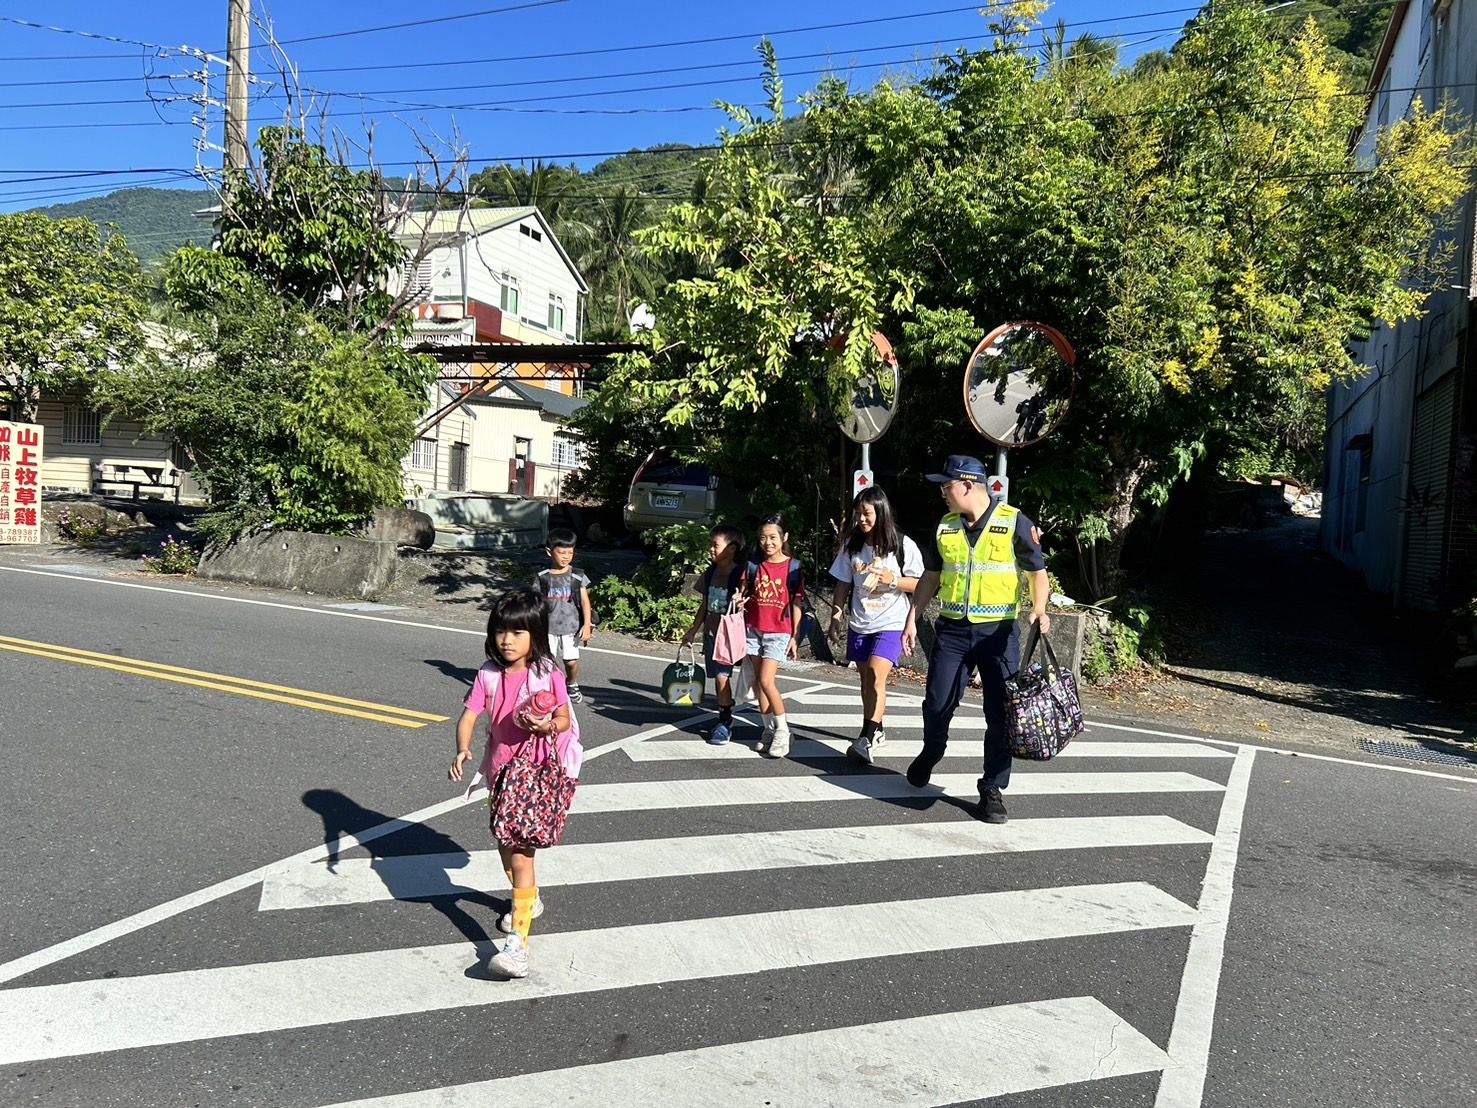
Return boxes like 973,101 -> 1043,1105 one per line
745,628 -> 790,662
701,630 -> 734,678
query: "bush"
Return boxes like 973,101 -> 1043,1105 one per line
141,536 -> 198,575
1081,634 -> 1113,683
1081,604 -> 1163,683
642,521 -> 712,592
592,520 -> 709,642
56,506 -> 106,546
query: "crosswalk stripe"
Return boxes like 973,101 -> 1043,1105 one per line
258,815 -> 1215,911
317,997 -> 1170,1107
786,692 -> 926,707
625,738 -> 1234,762
0,883 -> 1196,1065
571,771 -> 1224,815
783,712 -> 978,729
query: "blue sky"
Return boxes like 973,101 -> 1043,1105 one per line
0,1 -> 1192,212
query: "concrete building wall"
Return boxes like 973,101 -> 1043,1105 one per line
1324,0 -> 1477,610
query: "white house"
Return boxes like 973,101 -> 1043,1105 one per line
397,205 -> 588,354
403,377 -> 588,501
1321,0 -> 1476,612
395,206 -> 593,499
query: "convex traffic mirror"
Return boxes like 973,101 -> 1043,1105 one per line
963,321 -> 1075,448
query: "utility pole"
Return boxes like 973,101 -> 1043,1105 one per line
224,0 -> 251,172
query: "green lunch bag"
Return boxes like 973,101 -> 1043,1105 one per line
662,643 -> 707,706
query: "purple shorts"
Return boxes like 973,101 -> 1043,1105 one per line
847,629 -> 905,665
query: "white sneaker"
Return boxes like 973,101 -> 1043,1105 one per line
488,932 -> 530,978
848,735 -> 874,764
767,726 -> 791,759
496,894 -> 544,934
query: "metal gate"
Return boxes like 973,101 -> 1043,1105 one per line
1401,371 -> 1460,610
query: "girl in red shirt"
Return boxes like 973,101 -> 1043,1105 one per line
743,513 -> 805,758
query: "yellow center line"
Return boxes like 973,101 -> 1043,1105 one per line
0,634 -> 448,723
0,639 -> 448,730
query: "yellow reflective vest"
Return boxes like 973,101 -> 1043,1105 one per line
935,505 -> 1021,623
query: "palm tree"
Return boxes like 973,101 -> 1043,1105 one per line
574,188 -> 657,337
470,159 -> 586,234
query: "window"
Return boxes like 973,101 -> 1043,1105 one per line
408,256 -> 434,300
499,275 -> 520,315
410,437 -> 436,470
552,435 -> 582,470
548,293 -> 565,333
1347,433 -> 1374,535
519,224 -> 543,242
63,404 -> 101,446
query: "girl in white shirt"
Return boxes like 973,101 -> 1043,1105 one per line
826,487 -> 924,764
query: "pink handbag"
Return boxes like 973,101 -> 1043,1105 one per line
712,593 -> 748,666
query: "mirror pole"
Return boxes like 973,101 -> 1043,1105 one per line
861,441 -> 871,473
995,446 -> 1007,478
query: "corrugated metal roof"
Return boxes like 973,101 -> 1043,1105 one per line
495,378 -> 588,419
399,206 -> 539,238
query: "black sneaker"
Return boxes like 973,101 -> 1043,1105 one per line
979,787 -> 1008,824
906,747 -> 944,788
568,684 -> 584,703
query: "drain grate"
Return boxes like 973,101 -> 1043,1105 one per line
1359,739 -> 1475,767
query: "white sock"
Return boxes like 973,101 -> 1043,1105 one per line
773,714 -> 789,735
762,712 -> 775,732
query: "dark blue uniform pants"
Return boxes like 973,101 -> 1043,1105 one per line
922,617 -> 1020,791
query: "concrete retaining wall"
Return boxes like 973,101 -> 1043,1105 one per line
199,531 -> 395,599
414,493 -> 548,549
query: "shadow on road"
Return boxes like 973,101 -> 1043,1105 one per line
301,788 -> 498,946
424,657 -> 479,686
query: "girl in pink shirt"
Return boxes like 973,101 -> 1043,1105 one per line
449,588 -> 579,979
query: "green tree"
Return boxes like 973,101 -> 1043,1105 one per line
100,127 -> 446,538
586,43 -> 912,530
217,126 -> 429,338
98,266 -> 422,540
0,213 -> 146,422
582,2 -> 1470,595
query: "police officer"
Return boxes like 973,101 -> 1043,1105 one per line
902,455 -> 1051,823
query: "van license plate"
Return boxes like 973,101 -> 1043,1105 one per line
653,494 -> 682,509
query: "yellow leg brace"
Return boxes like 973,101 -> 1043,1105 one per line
512,886 -> 539,941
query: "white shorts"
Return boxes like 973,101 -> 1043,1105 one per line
549,633 -> 580,662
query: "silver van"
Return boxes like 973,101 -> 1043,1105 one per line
623,449 -> 717,532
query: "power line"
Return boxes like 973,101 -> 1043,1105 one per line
184,21 -> 1189,119
0,0 -> 1398,67
245,0 -> 569,50
0,14 -> 171,52
0,31 -> 984,92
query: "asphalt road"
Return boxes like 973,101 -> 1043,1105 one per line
0,557 -> 1472,1108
